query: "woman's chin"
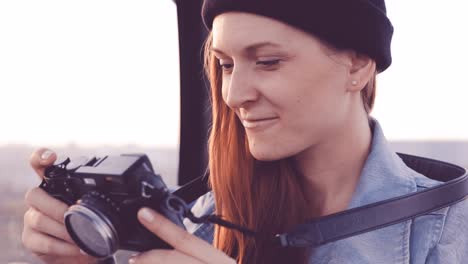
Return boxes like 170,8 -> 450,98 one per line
249,147 -> 288,161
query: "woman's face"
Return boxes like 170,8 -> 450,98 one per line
212,12 -> 357,161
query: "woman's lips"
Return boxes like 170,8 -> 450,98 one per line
242,117 -> 279,129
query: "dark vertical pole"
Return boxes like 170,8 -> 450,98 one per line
174,0 -> 211,185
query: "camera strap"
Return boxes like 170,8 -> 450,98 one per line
174,153 -> 468,247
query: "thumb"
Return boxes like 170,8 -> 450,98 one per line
29,148 -> 57,180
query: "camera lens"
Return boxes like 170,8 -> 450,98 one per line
64,193 -> 120,258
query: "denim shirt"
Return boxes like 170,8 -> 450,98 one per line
184,119 -> 468,263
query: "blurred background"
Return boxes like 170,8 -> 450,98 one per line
0,0 -> 467,263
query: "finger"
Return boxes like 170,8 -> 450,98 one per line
25,207 -> 74,244
22,226 -> 81,256
130,249 -> 205,264
137,208 -> 234,264
25,187 -> 68,224
30,148 -> 57,180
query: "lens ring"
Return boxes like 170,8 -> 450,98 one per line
64,204 -> 119,258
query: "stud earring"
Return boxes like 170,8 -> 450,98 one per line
351,80 -> 358,86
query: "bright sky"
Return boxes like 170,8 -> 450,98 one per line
0,1 -> 467,148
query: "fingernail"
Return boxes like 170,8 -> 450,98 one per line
129,257 -> 136,264
139,208 -> 155,222
41,150 -> 54,160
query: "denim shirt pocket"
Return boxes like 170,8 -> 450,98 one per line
408,180 -> 448,264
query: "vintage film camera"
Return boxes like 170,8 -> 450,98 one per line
39,154 -> 187,258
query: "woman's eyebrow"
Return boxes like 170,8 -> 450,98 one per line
211,41 -> 283,56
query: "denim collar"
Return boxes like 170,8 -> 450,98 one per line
347,118 -> 416,209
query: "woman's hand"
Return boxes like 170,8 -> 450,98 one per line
22,148 -> 97,264
131,207 -> 236,264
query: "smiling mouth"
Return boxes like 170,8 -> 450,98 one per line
242,117 -> 279,129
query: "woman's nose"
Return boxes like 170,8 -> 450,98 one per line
222,68 -> 259,109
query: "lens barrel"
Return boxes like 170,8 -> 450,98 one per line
64,192 -> 120,258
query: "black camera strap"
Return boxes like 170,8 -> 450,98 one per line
276,168 -> 468,247
174,153 -> 468,247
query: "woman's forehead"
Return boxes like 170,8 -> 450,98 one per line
212,13 -> 304,54
213,12 -> 294,36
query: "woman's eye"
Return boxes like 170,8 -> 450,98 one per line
220,63 -> 233,70
219,61 -> 234,73
257,59 -> 281,66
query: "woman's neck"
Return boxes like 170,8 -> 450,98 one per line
294,114 -> 372,218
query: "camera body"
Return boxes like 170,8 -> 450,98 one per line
40,153 -> 186,258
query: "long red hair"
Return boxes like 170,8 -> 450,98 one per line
203,31 -> 376,263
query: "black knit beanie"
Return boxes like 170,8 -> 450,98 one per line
202,0 -> 394,72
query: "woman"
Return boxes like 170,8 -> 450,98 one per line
22,0 -> 468,263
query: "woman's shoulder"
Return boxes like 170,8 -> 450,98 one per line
183,191 -> 215,243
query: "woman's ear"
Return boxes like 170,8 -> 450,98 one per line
347,52 -> 376,92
